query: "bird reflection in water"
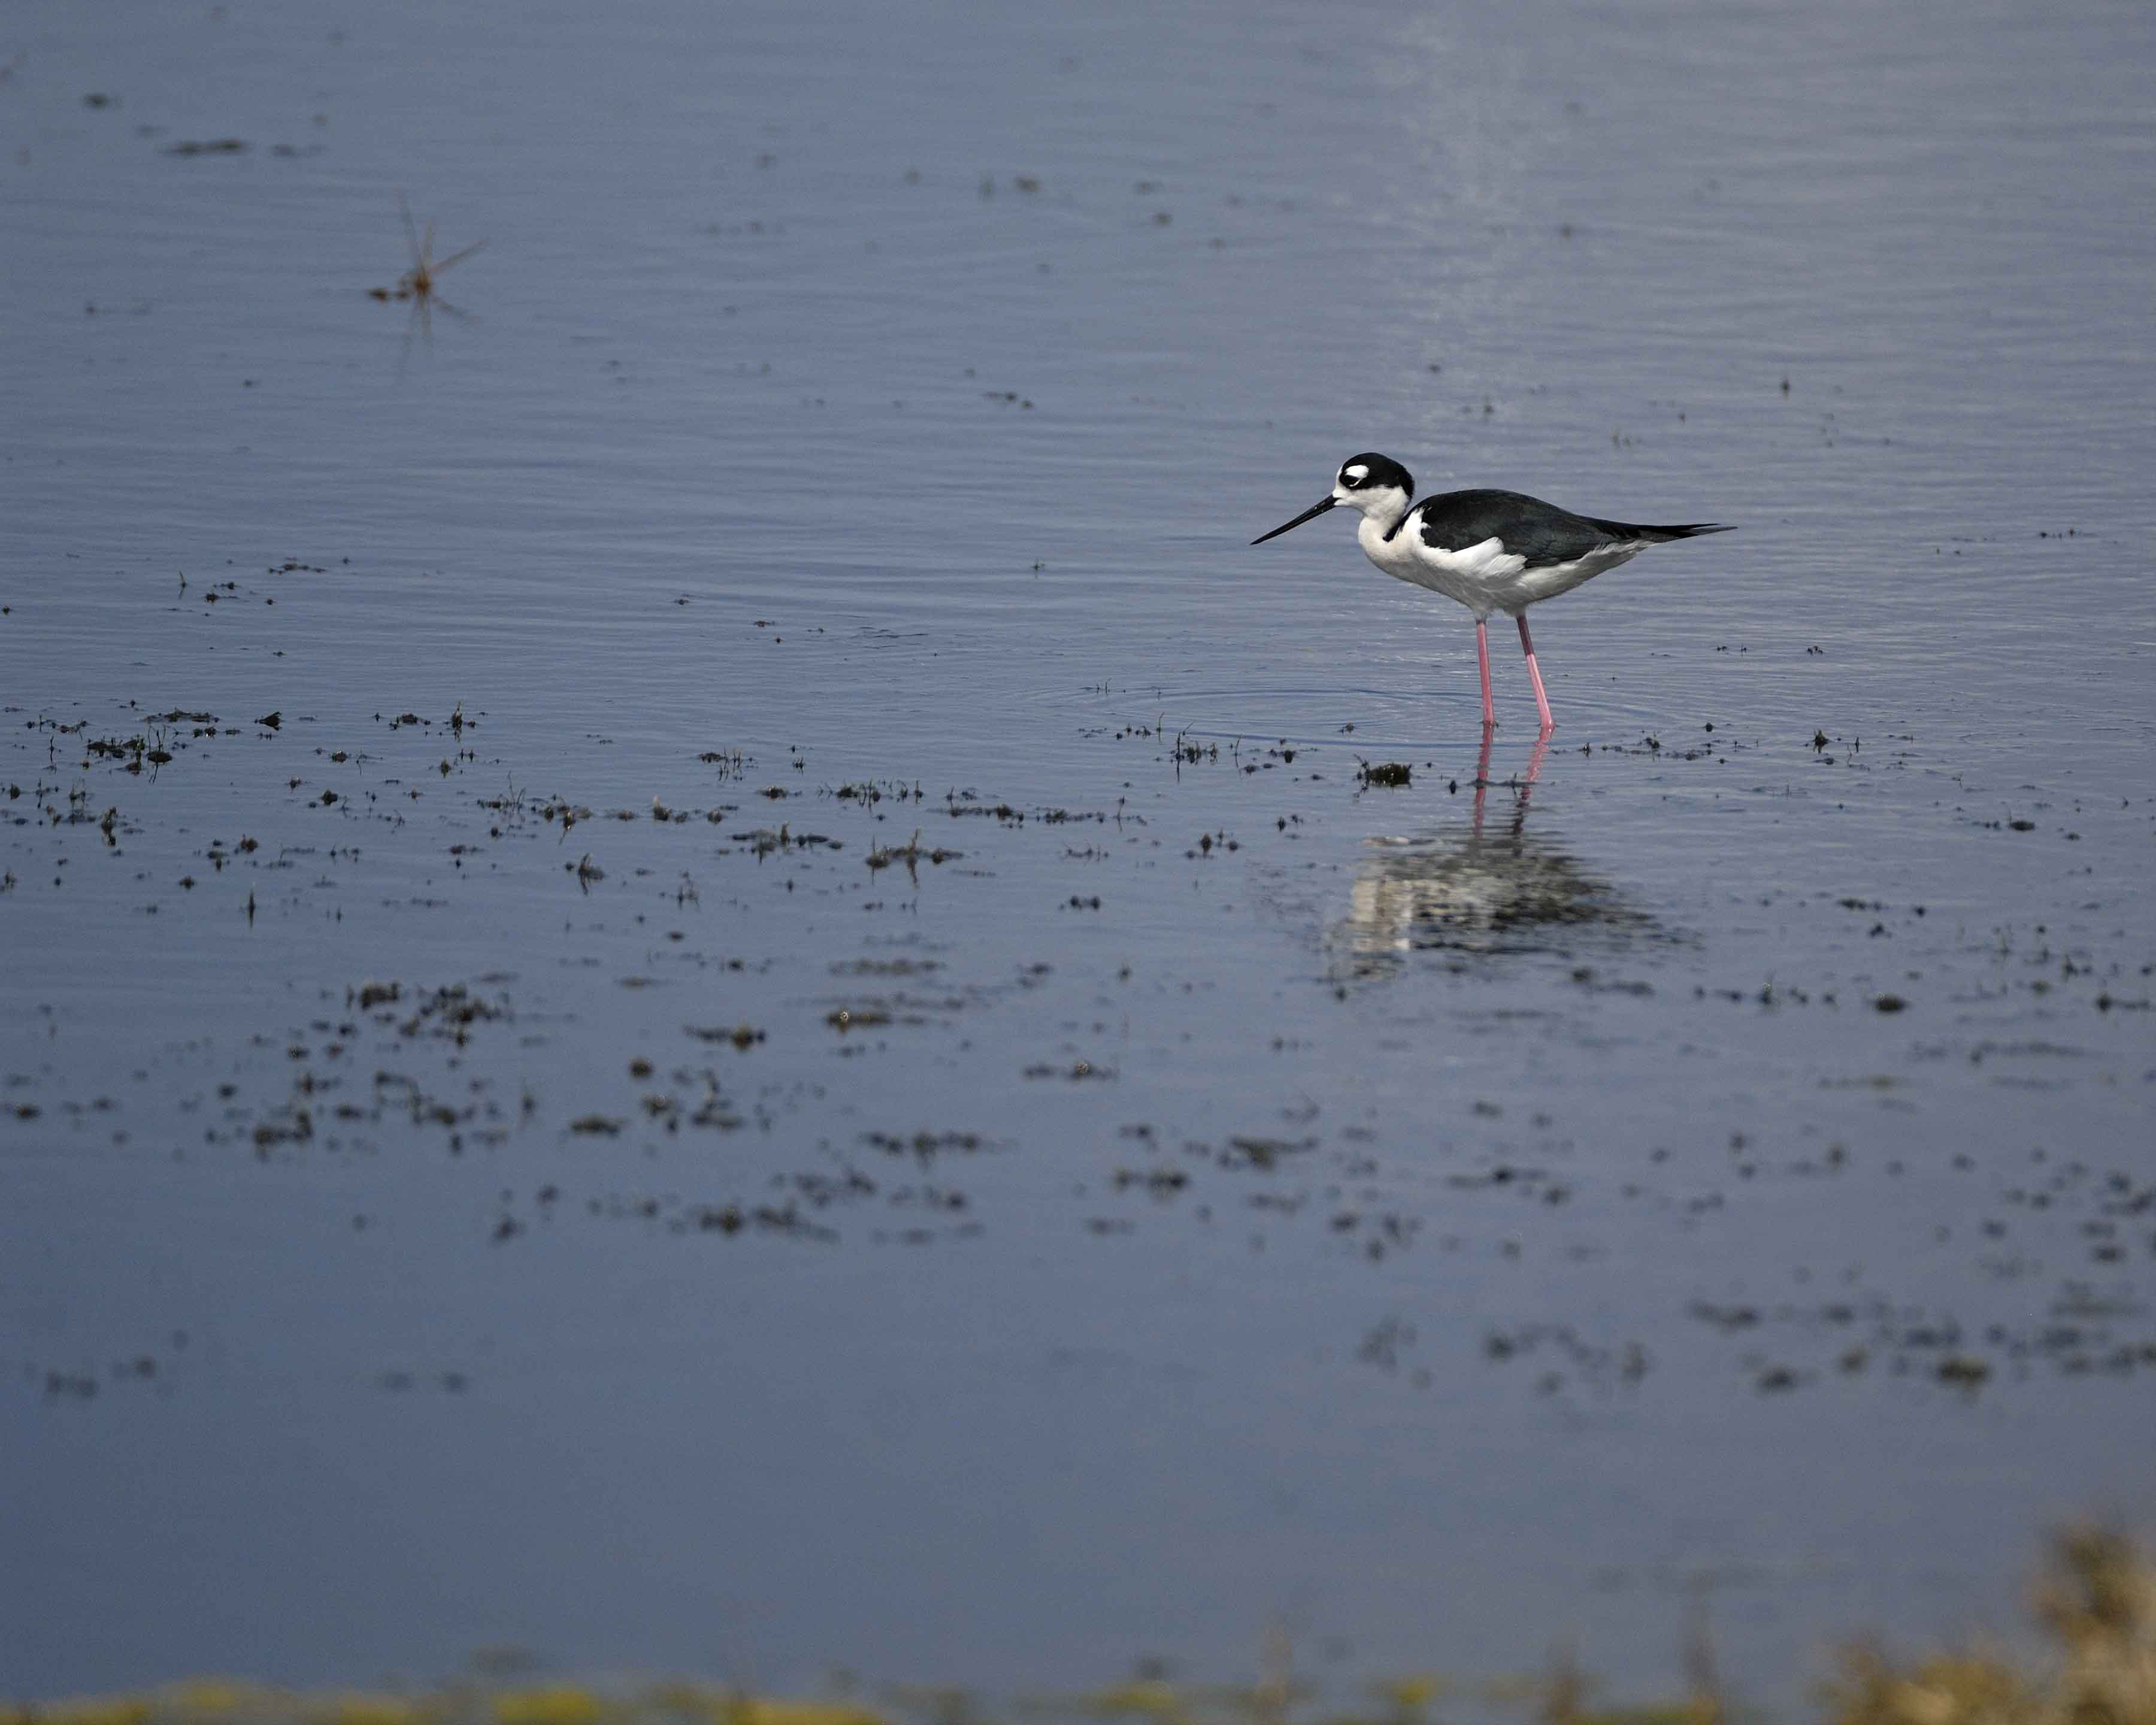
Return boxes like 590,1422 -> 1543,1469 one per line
1331,733 -> 1653,980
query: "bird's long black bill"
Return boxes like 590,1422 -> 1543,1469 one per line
1250,495 -> 1335,545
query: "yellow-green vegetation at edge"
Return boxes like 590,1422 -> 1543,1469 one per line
0,1689 -> 884,1725
5,1529 -> 2151,1725
1823,1527 -> 2155,1725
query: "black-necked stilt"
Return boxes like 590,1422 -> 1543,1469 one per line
1252,453 -> 1730,733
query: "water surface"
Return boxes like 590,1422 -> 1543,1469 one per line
3,0 -> 2154,1708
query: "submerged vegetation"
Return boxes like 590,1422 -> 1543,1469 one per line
8,1533 -> 2150,1725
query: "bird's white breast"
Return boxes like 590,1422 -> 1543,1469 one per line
1356,516 -> 1524,615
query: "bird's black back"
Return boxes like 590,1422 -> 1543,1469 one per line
1396,488 -> 1730,568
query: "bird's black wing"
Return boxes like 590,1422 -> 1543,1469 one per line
1583,515 -> 1733,544
1404,489 -> 1728,566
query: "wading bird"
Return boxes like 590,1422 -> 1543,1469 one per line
1253,453 -> 1729,733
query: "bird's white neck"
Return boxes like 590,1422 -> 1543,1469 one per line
1353,490 -> 1413,558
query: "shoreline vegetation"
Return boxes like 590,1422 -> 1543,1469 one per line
8,1531 -> 2149,1725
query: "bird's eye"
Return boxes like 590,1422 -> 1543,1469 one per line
1341,465 -> 1368,488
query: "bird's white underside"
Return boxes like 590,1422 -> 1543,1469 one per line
1353,509 -> 1645,618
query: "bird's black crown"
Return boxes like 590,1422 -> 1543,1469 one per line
1339,452 -> 1414,496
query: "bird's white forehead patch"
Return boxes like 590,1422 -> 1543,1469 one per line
1342,464 -> 1370,483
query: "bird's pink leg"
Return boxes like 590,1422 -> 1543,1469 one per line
1517,615 -> 1555,733
1476,618 -> 1496,730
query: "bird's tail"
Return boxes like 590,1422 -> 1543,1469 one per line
1595,518 -> 1734,543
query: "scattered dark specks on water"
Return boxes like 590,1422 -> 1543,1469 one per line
685,1023 -> 764,1049
1874,993 -> 1909,1013
1113,1167 -> 1188,1197
865,830 -> 956,873
163,138 -> 249,156
1221,1135 -> 1315,1170
1356,1317 -> 1418,1371
1357,761 -> 1412,788
864,1130 -> 983,1161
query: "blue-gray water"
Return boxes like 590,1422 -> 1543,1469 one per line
3,0 -> 2153,1708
